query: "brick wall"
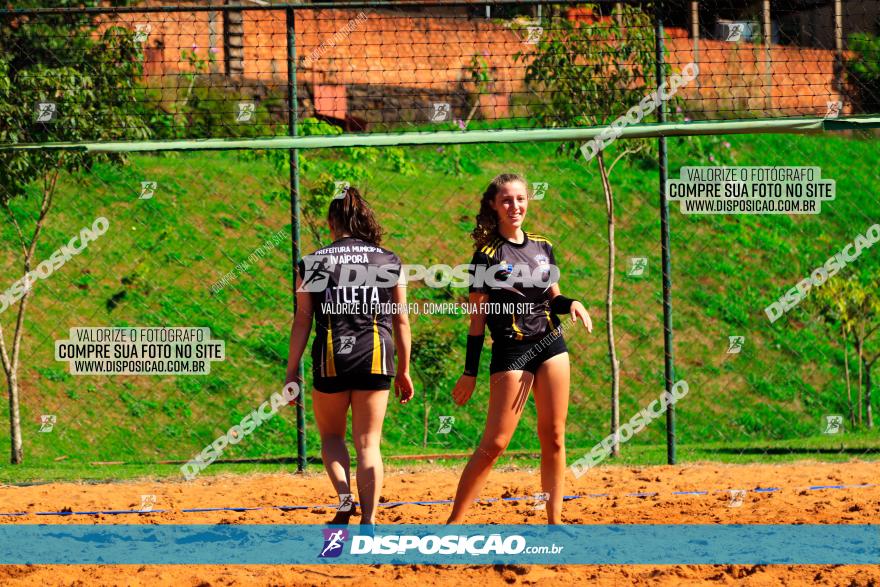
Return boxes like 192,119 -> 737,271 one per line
105,6 -> 852,124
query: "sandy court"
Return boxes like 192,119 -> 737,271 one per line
0,460 -> 878,585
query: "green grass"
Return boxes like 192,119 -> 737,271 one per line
0,431 -> 877,484
1,126 -> 879,481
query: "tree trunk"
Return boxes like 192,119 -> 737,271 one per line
597,153 -> 620,457
1,257 -> 32,466
856,336 -> 864,426
864,357 -> 874,430
843,323 -> 854,427
1,170 -> 58,464
423,396 -> 430,448
6,374 -> 22,463
1,277 -> 30,466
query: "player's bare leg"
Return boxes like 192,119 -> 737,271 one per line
312,388 -> 355,524
351,388 -> 390,524
447,370 -> 533,524
533,352 -> 570,524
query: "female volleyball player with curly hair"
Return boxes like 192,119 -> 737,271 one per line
447,173 -> 592,525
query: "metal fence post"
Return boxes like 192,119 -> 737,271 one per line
286,6 -> 306,473
655,0 -> 676,465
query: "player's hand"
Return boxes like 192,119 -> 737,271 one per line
452,374 -> 476,406
394,371 -> 414,404
571,301 -> 592,333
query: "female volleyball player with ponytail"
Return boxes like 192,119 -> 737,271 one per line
447,173 -> 592,525
284,186 -> 414,526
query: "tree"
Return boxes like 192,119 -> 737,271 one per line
845,277 -> 880,429
863,348 -> 878,430
0,2 -> 149,463
811,275 -> 880,430
517,3 -> 673,455
410,326 -> 455,447
244,118 -> 416,246
812,279 -> 857,426
847,33 -> 880,114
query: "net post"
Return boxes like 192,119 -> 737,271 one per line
286,6 -> 307,474
762,0 -> 772,113
690,1 -> 699,93
654,0 -> 676,466
833,0 -> 844,97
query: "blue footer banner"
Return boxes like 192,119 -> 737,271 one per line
0,524 -> 877,565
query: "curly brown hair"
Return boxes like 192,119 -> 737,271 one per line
470,173 -> 527,250
327,186 -> 384,246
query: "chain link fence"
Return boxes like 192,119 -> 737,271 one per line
1,1 -> 879,472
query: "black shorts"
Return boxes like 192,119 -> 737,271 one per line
313,373 -> 392,394
489,332 -> 568,375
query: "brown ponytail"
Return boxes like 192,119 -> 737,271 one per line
327,186 -> 384,246
471,173 -> 527,250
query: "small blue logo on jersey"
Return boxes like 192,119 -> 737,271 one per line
492,260 -> 514,283
319,528 -> 349,558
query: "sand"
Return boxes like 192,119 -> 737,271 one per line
0,460 -> 878,585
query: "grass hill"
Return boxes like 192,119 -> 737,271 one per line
1,128 -> 879,474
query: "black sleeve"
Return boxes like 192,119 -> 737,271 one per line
468,249 -> 492,294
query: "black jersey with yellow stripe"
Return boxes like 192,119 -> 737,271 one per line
297,236 -> 401,379
469,231 -> 562,342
